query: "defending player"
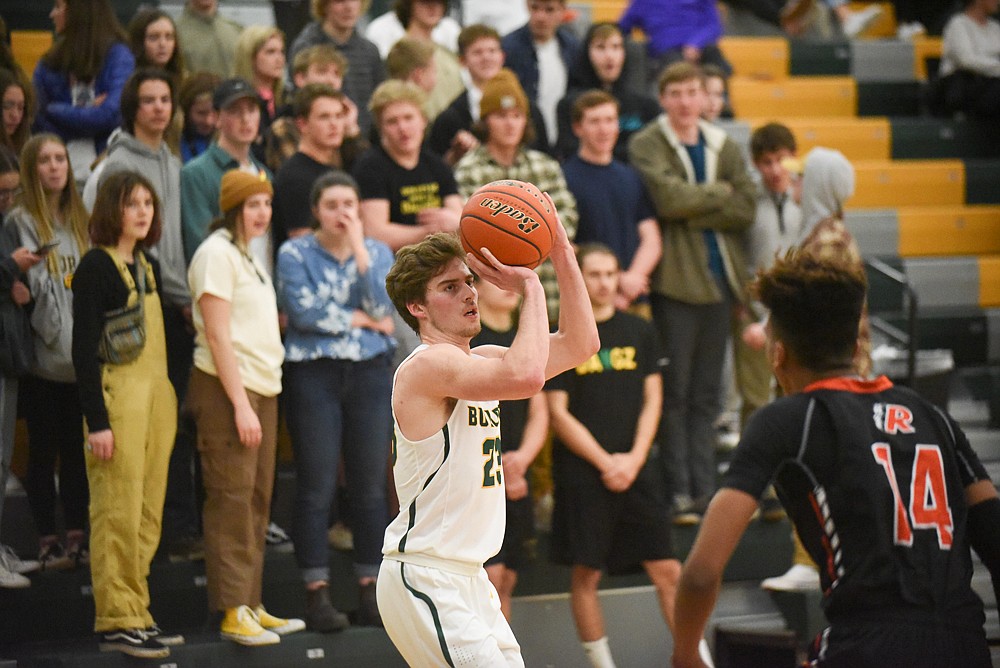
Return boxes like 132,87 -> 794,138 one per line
671,250 -> 1000,668
378,201 -> 600,666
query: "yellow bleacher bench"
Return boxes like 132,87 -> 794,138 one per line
719,37 -> 789,80
978,256 -> 1000,308
748,117 -> 889,161
11,30 -> 52,79
729,76 -> 856,118
897,206 -> 1000,257
851,159 -> 965,208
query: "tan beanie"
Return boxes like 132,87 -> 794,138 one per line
219,170 -> 274,214
480,69 -> 529,119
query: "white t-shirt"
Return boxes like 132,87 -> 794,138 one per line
461,1 -> 528,36
365,11 -> 462,59
382,345 -> 506,568
534,38 -> 566,146
188,229 -> 284,397
940,13 -> 1000,79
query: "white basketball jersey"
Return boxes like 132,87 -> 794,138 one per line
382,345 -> 507,566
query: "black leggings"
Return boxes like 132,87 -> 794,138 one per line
22,375 -> 88,536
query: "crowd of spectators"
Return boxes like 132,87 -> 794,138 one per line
0,0 -> 989,662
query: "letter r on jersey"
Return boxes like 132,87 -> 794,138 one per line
875,403 -> 915,434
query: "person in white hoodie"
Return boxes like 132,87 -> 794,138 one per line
90,68 -> 202,560
7,134 -> 91,570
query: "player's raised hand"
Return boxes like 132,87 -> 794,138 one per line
466,247 -> 541,296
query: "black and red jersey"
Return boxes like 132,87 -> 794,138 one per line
725,376 -> 990,629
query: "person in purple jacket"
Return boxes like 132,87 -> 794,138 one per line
619,0 -> 732,89
33,0 -> 135,184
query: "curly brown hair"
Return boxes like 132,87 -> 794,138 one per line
755,249 -> 866,372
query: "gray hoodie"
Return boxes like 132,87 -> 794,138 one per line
97,132 -> 189,307
7,207 -> 82,382
798,147 -> 855,242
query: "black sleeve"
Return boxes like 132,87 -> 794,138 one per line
722,396 -> 812,499
352,148 -> 389,201
429,106 -> 462,157
945,410 -> 991,486
638,318 -> 666,377
554,93 -> 579,162
71,250 -> 125,433
429,153 -> 459,198
968,496 -> 1000,607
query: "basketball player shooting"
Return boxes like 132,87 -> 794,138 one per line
378,193 -> 599,667
671,250 -> 1000,668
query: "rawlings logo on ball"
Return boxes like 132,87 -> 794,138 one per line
479,197 -> 540,233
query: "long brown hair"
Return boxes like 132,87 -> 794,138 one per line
128,8 -> 186,80
18,134 -> 90,273
41,0 -> 128,81
89,171 -> 163,249
0,69 -> 32,154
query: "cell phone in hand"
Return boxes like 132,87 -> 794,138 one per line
35,241 -> 60,255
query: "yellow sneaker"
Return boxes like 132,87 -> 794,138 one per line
255,606 -> 305,635
220,605 -> 280,646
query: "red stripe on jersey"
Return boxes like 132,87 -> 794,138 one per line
804,375 -> 894,394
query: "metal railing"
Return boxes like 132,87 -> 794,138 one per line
866,257 -> 918,386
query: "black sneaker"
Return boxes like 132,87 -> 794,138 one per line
145,624 -> 185,646
99,629 -> 170,658
356,581 -> 383,627
38,542 -> 73,571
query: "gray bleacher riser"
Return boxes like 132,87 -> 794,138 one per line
850,41 -> 916,83
845,209 -> 900,257
902,257 -> 981,309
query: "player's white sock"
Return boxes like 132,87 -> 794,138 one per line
699,637 -> 716,668
581,637 -> 617,668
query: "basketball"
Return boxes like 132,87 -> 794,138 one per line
459,180 -> 556,270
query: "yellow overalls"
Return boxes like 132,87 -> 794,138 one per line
85,250 -> 177,632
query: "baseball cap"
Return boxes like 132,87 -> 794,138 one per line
213,78 -> 259,111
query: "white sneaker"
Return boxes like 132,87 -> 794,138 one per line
0,544 -> 40,574
698,638 -> 715,667
897,21 -> 927,41
0,562 -> 30,588
761,564 -> 821,591
841,5 -> 882,38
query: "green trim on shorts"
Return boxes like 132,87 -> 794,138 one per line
400,561 -> 454,667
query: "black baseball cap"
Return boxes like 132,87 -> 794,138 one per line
213,78 -> 259,111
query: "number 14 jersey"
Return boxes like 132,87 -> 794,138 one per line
725,376 -> 990,628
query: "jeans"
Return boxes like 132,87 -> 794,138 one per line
651,291 -> 731,502
285,354 -> 392,582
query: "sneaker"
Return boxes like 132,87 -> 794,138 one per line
38,541 -> 73,571
67,542 -> 90,568
254,606 -> 305,635
672,494 -> 702,526
356,581 -> 382,627
761,564 -> 821,592
220,605 -> 281,646
699,638 -> 715,668
145,624 -> 185,646
0,562 -> 30,589
327,522 -> 354,551
305,585 -> 350,632
265,522 -> 294,552
841,5 -> 882,38
0,544 -> 40,574
99,628 -> 170,658
896,21 -> 926,41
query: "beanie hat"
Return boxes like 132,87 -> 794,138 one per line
480,69 -> 529,119
219,170 -> 273,214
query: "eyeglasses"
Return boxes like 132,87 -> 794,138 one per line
0,187 -> 21,201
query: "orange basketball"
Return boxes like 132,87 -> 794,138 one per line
459,180 -> 556,270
